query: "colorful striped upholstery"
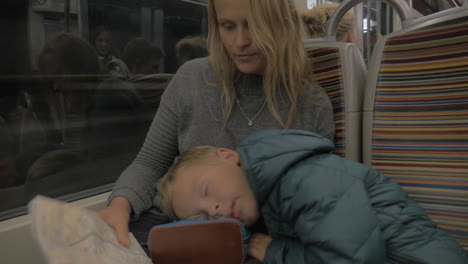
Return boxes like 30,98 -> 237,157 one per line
305,43 -> 366,162
368,17 -> 468,250
306,47 -> 346,157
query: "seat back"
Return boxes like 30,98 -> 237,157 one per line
363,7 -> 468,250
305,41 -> 367,161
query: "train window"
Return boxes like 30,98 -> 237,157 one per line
0,0 -> 208,220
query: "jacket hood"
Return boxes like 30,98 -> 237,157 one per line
235,129 -> 335,204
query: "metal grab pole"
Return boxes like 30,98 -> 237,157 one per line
64,0 -> 70,32
324,0 -> 415,41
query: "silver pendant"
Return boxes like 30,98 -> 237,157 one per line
248,120 -> 253,126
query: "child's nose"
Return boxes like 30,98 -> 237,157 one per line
209,204 -> 222,219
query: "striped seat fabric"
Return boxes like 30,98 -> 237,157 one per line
306,47 -> 346,157
369,17 -> 468,250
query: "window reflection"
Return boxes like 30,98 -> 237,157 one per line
3,0 -> 461,219
0,0 -> 207,218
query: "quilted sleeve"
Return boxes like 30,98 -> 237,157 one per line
263,157 -> 386,264
365,168 -> 468,263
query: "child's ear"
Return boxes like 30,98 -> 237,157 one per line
217,148 -> 241,166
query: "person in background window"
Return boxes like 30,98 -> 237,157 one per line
32,33 -> 148,182
122,38 -> 164,76
175,35 -> 208,67
97,0 -> 335,250
0,88 -> 48,186
120,37 -> 167,119
91,25 -> 119,70
302,3 -> 357,44
31,33 -> 102,180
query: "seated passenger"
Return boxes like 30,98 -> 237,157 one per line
159,130 -> 467,264
30,33 -> 147,182
122,38 -> 164,76
302,3 -> 357,44
175,35 -> 208,67
29,33 -> 101,180
91,25 -> 119,71
121,38 -> 167,111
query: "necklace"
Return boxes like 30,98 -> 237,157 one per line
235,98 -> 267,127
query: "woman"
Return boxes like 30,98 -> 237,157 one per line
98,0 -> 335,248
91,25 -> 118,69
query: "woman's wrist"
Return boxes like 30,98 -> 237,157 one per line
109,196 -> 131,215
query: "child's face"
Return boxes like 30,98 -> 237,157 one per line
171,149 -> 260,227
95,31 -> 112,57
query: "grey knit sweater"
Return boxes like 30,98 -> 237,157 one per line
109,57 -> 335,219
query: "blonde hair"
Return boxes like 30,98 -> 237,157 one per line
207,0 -> 315,128
302,3 -> 355,42
158,146 -> 218,219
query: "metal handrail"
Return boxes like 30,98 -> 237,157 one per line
324,0 -> 416,41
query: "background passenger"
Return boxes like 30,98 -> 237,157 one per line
175,35 -> 208,67
91,25 -> 119,70
122,38 -> 164,76
302,3 -> 357,44
97,0 -> 335,248
31,33 -> 102,180
120,37 -> 167,114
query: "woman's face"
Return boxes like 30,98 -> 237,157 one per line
95,31 -> 112,57
214,0 -> 266,75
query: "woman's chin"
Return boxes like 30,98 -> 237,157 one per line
234,62 -> 265,76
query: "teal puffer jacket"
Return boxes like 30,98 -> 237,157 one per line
235,130 -> 467,264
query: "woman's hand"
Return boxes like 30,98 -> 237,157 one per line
96,196 -> 132,247
248,233 -> 273,263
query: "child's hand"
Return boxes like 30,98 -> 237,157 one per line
248,233 -> 273,263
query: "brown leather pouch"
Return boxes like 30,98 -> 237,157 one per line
148,218 -> 249,264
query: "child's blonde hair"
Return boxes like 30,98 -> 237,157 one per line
158,146 -> 218,219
